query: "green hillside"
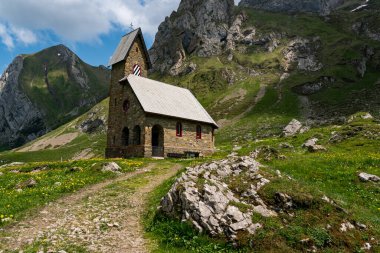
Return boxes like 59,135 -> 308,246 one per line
151,7 -> 380,145
0,99 -> 108,164
19,45 -> 109,128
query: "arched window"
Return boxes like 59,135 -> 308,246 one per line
196,125 -> 202,139
122,127 -> 129,146
176,122 -> 182,137
133,125 -> 141,145
123,99 -> 130,113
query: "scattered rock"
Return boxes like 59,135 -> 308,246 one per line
102,162 -> 122,173
283,119 -> 302,136
348,112 -> 374,123
339,222 -> 355,232
355,221 -> 367,230
254,146 -> 280,161
0,172 -> 3,176
0,162 -> 24,168
79,118 -> 104,134
302,138 -> 319,148
358,172 -> 380,182
361,112 -> 373,120
302,138 -> 326,152
361,242 -> 372,251
275,192 -> 294,210
16,178 -> 37,189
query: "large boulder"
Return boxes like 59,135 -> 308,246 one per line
160,155 -> 277,242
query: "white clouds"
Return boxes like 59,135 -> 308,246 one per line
10,26 -> 37,45
0,0 -> 181,48
0,0 -> 241,49
0,24 -> 14,49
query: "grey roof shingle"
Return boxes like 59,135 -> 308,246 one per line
109,28 -> 151,67
123,75 -> 218,128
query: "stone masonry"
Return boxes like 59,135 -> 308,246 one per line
106,29 -> 217,158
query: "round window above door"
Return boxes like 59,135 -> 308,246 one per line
133,64 -> 141,76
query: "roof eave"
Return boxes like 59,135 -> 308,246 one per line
145,111 -> 218,129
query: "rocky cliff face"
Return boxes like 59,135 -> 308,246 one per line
149,0 -> 234,75
239,0 -> 345,15
0,57 -> 45,148
0,45 -> 109,149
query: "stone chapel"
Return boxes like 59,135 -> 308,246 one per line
105,28 -> 218,158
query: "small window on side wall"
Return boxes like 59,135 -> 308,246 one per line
123,99 -> 130,113
196,125 -> 202,139
176,122 -> 182,137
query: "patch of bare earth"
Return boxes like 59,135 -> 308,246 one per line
17,133 -> 79,152
217,84 -> 266,128
0,164 -> 181,252
72,148 -> 96,160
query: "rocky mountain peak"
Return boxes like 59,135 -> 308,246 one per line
0,45 -> 109,150
149,0 -> 234,75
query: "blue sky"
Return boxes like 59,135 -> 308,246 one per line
0,0 -> 185,73
0,0 -> 241,74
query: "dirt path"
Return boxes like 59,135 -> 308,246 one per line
0,163 -> 181,252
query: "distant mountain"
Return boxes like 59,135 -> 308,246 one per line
0,45 -> 110,150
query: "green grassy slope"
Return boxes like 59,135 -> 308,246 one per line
19,45 -> 109,132
151,6 -> 380,145
0,99 -> 109,163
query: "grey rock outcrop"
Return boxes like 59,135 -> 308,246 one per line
0,57 -> 46,148
282,38 -> 323,72
149,0 -> 234,75
352,21 -> 380,42
283,119 -> 303,136
0,45 -> 109,149
239,0 -> 345,15
160,155 -> 278,242
292,76 -> 335,95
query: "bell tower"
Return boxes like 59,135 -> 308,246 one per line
106,28 -> 152,158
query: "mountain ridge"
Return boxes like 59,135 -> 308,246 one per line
0,44 -> 110,150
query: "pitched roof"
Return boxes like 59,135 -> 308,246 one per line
121,75 -> 218,128
108,28 -> 152,67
